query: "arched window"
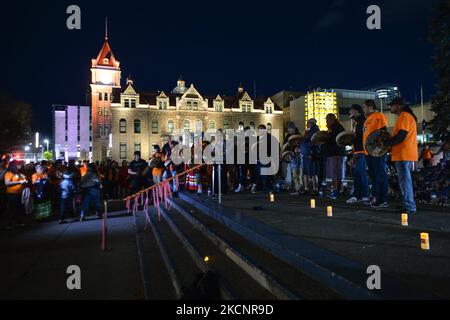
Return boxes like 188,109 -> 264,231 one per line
238,121 -> 244,131
249,122 -> 255,130
119,119 -> 127,133
267,123 -> 272,134
167,120 -> 174,134
151,119 -> 158,134
223,120 -> 229,130
184,120 -> 190,132
134,119 -> 141,134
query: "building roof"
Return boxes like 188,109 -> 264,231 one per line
95,39 -> 119,68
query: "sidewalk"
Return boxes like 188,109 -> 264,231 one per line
0,212 -> 143,300
188,192 -> 450,299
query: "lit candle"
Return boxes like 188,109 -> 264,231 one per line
310,199 -> 316,209
420,233 -> 430,250
402,214 -> 408,226
327,206 -> 333,217
270,193 -> 275,202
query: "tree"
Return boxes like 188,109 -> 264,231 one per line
43,151 -> 53,161
428,1 -> 450,137
0,91 -> 32,152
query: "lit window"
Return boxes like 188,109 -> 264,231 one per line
98,108 -> 103,116
193,102 -> 198,110
184,120 -> 190,132
152,119 -> 158,134
134,119 -> 141,134
120,143 -> 127,159
239,122 -> 244,131
168,120 -> 174,134
119,119 -> 127,133
104,108 -> 108,116
249,122 -> 255,130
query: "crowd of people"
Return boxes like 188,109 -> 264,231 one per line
282,98 -> 450,214
1,97 -> 449,229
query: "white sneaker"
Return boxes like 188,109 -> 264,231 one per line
235,184 -> 244,193
361,197 -> 370,204
346,197 -> 358,204
251,184 -> 257,194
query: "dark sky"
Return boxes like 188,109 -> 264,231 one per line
0,0 -> 440,138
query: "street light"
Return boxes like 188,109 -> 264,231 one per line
44,139 -> 49,151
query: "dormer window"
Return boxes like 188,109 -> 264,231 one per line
193,102 -> 198,110
124,99 -> 130,108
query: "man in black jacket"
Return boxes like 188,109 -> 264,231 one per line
346,104 -> 370,204
324,114 -> 345,199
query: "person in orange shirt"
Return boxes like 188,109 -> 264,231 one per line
151,145 -> 165,184
362,99 -> 389,208
80,160 -> 88,177
387,97 -> 418,214
4,161 -> 28,228
419,145 -> 434,168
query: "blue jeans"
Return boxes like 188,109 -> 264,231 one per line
395,161 -> 416,212
352,154 -> 369,199
81,188 -> 101,217
366,155 -> 389,204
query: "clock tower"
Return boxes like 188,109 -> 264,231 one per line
90,22 -> 121,161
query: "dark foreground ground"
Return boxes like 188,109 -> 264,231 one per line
1,193 -> 449,300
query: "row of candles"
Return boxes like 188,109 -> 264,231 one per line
268,193 -> 431,251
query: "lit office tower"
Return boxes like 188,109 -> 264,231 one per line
304,90 -> 338,130
367,84 -> 401,101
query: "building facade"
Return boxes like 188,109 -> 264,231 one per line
87,34 -> 284,161
110,79 -> 284,161
53,105 -> 91,161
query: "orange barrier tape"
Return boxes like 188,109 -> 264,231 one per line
123,163 -> 206,202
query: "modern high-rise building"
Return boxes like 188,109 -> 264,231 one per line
53,105 -> 92,161
366,84 -> 401,101
287,88 -> 376,132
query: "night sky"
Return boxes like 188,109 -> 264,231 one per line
0,0 -> 439,138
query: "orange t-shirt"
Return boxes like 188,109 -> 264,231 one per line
80,166 -> 88,177
4,172 -> 26,194
391,112 -> 418,162
421,149 -> 433,160
363,112 -> 387,155
32,173 -> 47,184
152,153 -> 164,177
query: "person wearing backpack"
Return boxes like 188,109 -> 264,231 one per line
59,170 -> 76,224
32,164 -> 52,221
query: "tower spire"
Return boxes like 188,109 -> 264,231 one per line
105,17 -> 108,40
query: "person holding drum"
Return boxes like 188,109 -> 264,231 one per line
386,97 -> 418,214
301,118 -> 320,195
346,104 -> 370,204
362,99 -> 389,208
324,114 -> 346,200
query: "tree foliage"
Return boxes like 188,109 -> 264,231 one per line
0,92 -> 32,152
428,0 -> 450,137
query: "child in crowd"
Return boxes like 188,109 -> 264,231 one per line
290,145 -> 303,196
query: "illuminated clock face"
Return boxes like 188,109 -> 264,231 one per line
100,72 -> 113,84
